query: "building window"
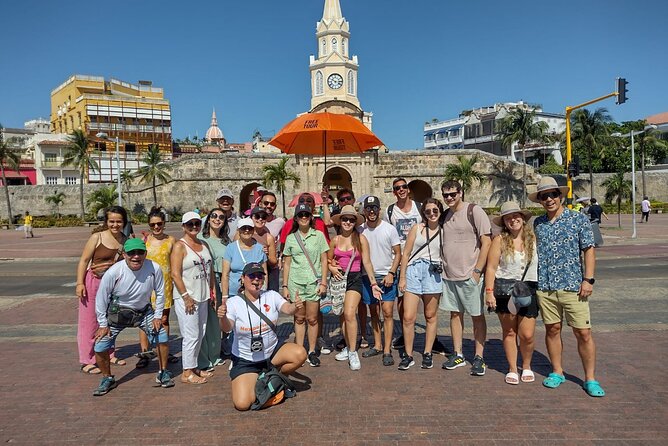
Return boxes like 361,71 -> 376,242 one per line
65,177 -> 77,185
332,37 -> 338,53
45,153 -> 57,163
347,71 -> 355,95
315,71 -> 324,95
322,39 -> 326,56
46,177 -> 58,185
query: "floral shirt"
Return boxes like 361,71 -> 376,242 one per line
534,208 -> 594,292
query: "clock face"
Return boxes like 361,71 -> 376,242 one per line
327,73 -> 343,90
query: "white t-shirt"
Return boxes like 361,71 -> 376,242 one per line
383,200 -> 421,248
95,260 -> 164,327
226,290 -> 287,362
641,200 -> 651,213
359,220 -> 401,276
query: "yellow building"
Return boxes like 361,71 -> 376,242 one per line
50,75 -> 172,182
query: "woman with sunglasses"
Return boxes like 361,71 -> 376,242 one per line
282,203 -> 329,367
218,262 -> 306,411
196,208 -> 231,371
76,206 -> 129,374
135,207 -> 178,368
398,198 -> 444,370
249,207 -> 279,291
329,205 -> 381,371
171,212 -> 215,384
222,218 -> 268,299
484,201 -> 538,385
279,193 -> 330,253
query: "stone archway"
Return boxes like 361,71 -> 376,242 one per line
323,166 -> 353,194
408,180 -> 433,204
239,182 -> 262,216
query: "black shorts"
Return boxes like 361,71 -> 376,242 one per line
494,284 -> 539,318
229,344 -> 280,380
346,271 -> 363,295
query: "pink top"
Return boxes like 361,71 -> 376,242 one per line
334,247 -> 362,273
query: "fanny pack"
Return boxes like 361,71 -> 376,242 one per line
107,296 -> 150,328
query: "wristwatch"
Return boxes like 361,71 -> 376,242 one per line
583,277 -> 596,285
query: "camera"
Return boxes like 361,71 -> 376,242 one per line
429,262 -> 443,274
250,336 -> 264,352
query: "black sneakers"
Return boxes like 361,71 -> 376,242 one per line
421,352 -> 433,369
442,354 -> 466,370
470,355 -> 486,376
398,355 -> 415,371
307,351 -> 321,367
392,335 -> 405,350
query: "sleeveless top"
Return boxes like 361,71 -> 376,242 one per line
408,225 -> 442,266
334,247 -> 362,273
173,239 -> 213,302
90,232 -> 123,277
145,236 -> 174,301
495,243 -> 538,282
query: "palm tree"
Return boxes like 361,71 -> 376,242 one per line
602,172 -> 632,228
134,144 -> 172,207
45,191 -> 66,218
633,128 -> 668,198
444,154 -> 485,201
86,185 -> 119,217
496,108 -> 550,206
120,170 -> 134,208
0,123 -> 21,224
571,108 -> 612,198
63,129 -> 99,218
262,156 -> 301,217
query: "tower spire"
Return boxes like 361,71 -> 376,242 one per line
210,107 -> 218,127
322,0 -> 342,21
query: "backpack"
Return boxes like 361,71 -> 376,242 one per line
251,366 -> 297,410
443,203 -> 480,247
386,200 -> 422,223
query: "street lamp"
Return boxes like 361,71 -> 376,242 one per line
611,124 -> 658,239
95,132 -> 122,207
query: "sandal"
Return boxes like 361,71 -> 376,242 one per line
362,347 -> 382,358
505,372 -> 520,385
542,372 -> 566,389
582,380 -> 606,397
181,373 -> 207,385
521,369 -> 535,383
167,354 -> 180,364
81,364 -> 101,374
197,369 -> 214,378
359,338 -> 369,349
110,357 -> 127,366
135,356 -> 150,369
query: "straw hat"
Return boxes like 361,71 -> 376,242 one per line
492,201 -> 533,227
528,177 -> 570,203
331,205 -> 364,226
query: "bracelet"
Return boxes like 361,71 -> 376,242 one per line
371,283 -> 380,287
387,271 -> 395,276
181,292 -> 190,297
221,295 -> 229,299
282,285 -> 288,289
485,288 -> 493,292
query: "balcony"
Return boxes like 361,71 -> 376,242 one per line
42,161 -> 62,168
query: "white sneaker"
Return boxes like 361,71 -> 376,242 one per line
349,351 -> 361,371
318,337 -> 332,355
335,347 -> 349,361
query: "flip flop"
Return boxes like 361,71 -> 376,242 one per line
110,357 -> 127,366
181,373 -> 207,385
81,364 -> 101,374
521,369 -> 535,383
542,372 -> 566,389
583,380 -> 606,397
359,338 -> 369,349
505,372 -> 519,385
197,369 -> 214,378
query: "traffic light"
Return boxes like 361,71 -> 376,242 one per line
568,157 -> 580,178
616,77 -> 628,105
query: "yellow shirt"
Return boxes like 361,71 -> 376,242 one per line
24,215 -> 33,226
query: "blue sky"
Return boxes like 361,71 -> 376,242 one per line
1,0 -> 666,150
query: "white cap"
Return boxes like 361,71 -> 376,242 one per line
237,217 -> 254,228
181,211 -> 202,224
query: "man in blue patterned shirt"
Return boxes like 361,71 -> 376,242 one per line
530,177 -> 605,397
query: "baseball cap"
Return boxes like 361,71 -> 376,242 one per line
216,188 -> 234,200
123,238 -> 146,252
181,211 -> 202,224
363,195 -> 381,208
250,206 -> 266,217
294,203 -> 312,216
237,217 -> 254,228
242,262 -> 265,276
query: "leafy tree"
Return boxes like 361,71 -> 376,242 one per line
134,144 -> 172,207
262,156 -> 301,217
45,191 -> 66,218
443,154 -> 485,201
496,108 -> 550,206
120,170 -> 134,207
571,108 -> 612,197
537,155 -> 565,175
630,123 -> 668,197
87,185 -> 119,217
0,123 -> 21,223
602,172 -> 632,228
63,129 -> 99,218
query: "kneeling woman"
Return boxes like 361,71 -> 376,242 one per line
218,262 -> 307,411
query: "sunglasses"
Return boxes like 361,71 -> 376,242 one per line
262,201 -> 276,207
299,198 -> 314,204
424,208 -> 440,216
393,184 -> 409,191
340,216 -> 357,224
126,250 -> 146,257
148,222 -> 164,228
239,226 -> 254,232
210,213 -> 225,220
184,220 -> 201,229
364,205 -> 380,213
339,195 -> 354,202
538,190 -> 561,201
253,213 -> 268,220
296,212 -> 311,219
247,272 -> 265,281
442,191 -> 459,199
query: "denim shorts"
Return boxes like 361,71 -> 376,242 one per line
405,259 -> 443,295
362,274 -> 398,305
94,307 -> 168,352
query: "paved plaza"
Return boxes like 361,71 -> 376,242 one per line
0,215 -> 667,445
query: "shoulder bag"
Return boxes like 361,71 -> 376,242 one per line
493,255 -> 534,308
293,233 -> 329,313
327,241 -> 355,316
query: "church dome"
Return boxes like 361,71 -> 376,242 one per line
205,108 -> 225,142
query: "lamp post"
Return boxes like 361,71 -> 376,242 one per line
95,132 -> 122,207
611,124 -> 657,239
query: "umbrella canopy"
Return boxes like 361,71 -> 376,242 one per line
575,196 -> 591,203
288,192 -> 325,208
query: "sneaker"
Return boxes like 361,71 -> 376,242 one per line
382,354 -> 395,366
442,354 -> 466,370
392,335 -> 405,350
398,355 -> 415,370
470,355 -> 486,376
431,338 -> 450,356
421,352 -> 433,369
307,351 -> 321,367
93,376 -> 117,396
335,338 -> 347,351
348,351 -> 361,371
155,370 -> 175,388
318,337 -> 332,355
335,347 -> 349,361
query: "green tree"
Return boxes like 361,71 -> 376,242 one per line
537,155 -> 565,175
86,185 -> 119,217
0,123 -> 21,224
571,108 -> 612,197
45,191 -> 66,218
443,154 -> 485,201
496,108 -> 550,206
632,126 -> 668,198
602,172 -> 632,228
120,170 -> 134,207
63,129 -> 99,218
134,144 -> 172,207
262,156 -> 301,217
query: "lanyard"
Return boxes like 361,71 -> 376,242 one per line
244,294 -> 262,336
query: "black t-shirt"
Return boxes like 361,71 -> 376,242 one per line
587,204 -> 603,223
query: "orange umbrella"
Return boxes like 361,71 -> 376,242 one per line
268,112 -> 383,175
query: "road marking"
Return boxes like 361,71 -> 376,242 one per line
61,282 -> 77,287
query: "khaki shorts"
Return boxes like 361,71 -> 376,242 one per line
537,290 -> 591,329
439,278 -> 484,317
287,281 -> 321,303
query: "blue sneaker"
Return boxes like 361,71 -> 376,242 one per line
93,376 -> 117,396
155,370 -> 175,388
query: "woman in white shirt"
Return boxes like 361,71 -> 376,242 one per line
218,262 -> 306,411
484,201 -> 538,385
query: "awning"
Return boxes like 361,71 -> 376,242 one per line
424,130 -> 437,137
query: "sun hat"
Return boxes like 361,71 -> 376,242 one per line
216,188 -> 234,200
528,177 -> 570,203
237,217 -> 254,229
492,201 -> 533,227
123,238 -> 146,252
331,205 -> 364,226
293,203 -> 312,218
181,211 -> 202,224
242,262 -> 265,276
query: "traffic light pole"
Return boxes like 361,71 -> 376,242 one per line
564,92 -> 618,207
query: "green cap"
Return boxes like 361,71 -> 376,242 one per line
123,238 -> 146,252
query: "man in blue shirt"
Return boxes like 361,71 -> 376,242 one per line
530,177 -> 604,397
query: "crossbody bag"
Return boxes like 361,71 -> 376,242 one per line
293,233 -> 329,313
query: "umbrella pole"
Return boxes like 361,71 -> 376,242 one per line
323,131 -> 327,188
